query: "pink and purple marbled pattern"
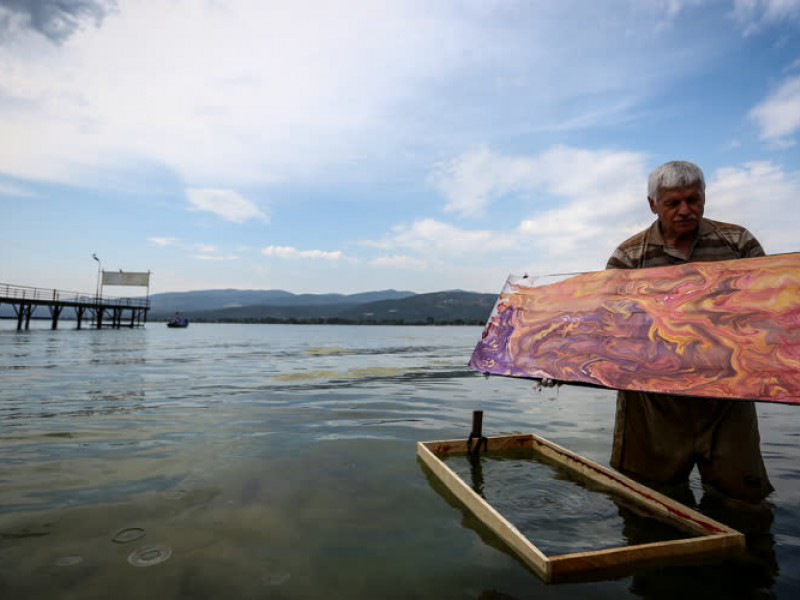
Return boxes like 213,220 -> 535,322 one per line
469,253 -> 800,404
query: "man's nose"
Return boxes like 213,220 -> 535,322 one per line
677,201 -> 692,215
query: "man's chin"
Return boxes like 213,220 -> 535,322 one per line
674,220 -> 698,232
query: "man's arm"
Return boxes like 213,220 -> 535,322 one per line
712,221 -> 766,259
606,247 -> 636,270
741,229 -> 766,258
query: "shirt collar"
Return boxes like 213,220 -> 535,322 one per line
698,218 -> 714,236
648,220 -> 664,245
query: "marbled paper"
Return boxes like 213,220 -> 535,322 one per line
470,254 -> 800,404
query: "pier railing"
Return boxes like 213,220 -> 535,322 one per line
0,283 -> 149,308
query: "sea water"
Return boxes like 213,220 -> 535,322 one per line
442,452 -> 696,556
0,322 -> 798,599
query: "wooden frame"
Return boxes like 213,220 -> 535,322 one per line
418,433 -> 745,582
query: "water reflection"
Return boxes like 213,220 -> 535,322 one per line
621,482 -> 777,600
469,452 -> 486,498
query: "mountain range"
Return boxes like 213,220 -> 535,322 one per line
0,288 -> 498,325
147,288 -> 496,325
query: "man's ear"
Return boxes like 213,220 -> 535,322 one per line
648,196 -> 657,214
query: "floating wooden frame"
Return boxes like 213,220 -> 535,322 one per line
418,433 -> 745,582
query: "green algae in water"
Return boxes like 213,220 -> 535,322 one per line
443,452 -> 699,556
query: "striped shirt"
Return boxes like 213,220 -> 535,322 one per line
606,218 -> 765,270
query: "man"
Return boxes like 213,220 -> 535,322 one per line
606,160 -> 773,503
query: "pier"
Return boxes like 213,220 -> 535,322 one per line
0,283 -> 150,331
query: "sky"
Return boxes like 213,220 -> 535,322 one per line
1,0 -> 799,295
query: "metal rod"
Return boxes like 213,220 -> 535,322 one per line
471,410 -> 483,439
467,410 -> 487,456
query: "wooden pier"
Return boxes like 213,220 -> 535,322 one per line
0,283 -> 149,331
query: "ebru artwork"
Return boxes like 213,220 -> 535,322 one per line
470,253 -> 800,404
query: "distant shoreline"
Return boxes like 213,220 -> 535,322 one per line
186,317 -> 486,326
1,316 -> 485,326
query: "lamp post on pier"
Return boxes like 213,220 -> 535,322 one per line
92,253 -> 101,302
92,253 -> 102,328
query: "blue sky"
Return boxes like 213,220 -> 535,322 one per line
1,0 -> 799,295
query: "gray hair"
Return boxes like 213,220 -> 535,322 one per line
647,161 -> 705,201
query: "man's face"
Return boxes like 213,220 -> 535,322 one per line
648,183 -> 705,242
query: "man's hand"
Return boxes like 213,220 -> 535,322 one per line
537,377 -> 560,389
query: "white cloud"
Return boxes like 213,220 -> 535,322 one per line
706,161 -> 800,252
371,218 -> 517,256
261,245 -> 342,260
416,145 -> 655,274
0,181 -> 34,197
429,146 -> 538,218
148,237 -> 236,261
360,146 -> 654,277
0,0 -> 474,187
784,56 -> 800,73
192,254 -> 239,261
0,0 -> 730,191
186,188 -> 267,223
147,236 -> 180,247
731,0 -> 800,34
369,255 -> 428,270
430,145 -> 648,219
749,74 -> 800,144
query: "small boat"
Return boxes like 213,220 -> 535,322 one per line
167,313 -> 189,328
